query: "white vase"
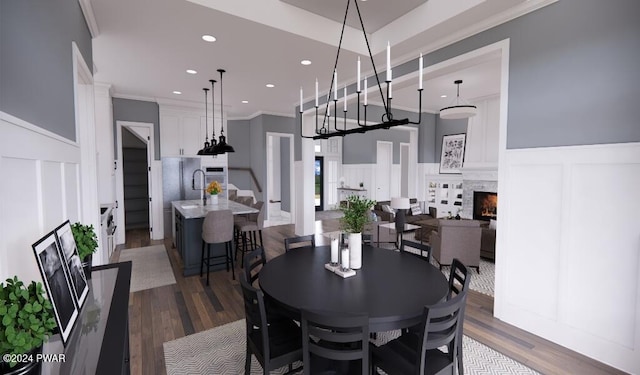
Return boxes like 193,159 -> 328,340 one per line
209,194 -> 218,205
348,232 -> 362,269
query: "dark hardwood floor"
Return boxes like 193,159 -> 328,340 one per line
113,223 -> 624,375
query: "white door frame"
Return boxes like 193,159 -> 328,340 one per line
72,42 -> 102,264
265,132 -> 295,227
115,121 -> 155,244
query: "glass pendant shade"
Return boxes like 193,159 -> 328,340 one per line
439,80 -> 477,120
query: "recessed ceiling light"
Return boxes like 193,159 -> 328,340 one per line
266,84 -> 275,88
186,69 -> 197,74
202,35 -> 216,42
173,91 -> 182,95
440,95 -> 447,98
242,100 -> 249,104
301,59 -> 312,66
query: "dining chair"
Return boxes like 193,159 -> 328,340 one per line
301,309 -> 369,375
370,284 -> 469,375
243,246 -> 266,287
235,201 -> 265,267
405,258 -> 470,374
284,234 -> 315,252
400,239 -> 432,262
240,274 -> 303,375
200,209 -> 234,286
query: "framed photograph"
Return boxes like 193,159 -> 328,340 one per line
439,133 -> 467,174
55,221 -> 89,309
32,231 -> 79,345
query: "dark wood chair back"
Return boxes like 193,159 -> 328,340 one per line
284,234 -> 316,252
301,309 -> 369,375
243,246 -> 266,287
400,239 -> 432,262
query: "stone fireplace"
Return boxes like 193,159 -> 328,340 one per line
473,191 -> 497,221
460,165 -> 497,219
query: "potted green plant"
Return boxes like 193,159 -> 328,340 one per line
0,277 -> 56,374
71,222 -> 98,278
340,195 -> 376,270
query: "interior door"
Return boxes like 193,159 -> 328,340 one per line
375,141 -> 392,201
315,156 -> 324,211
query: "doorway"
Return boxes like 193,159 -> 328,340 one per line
315,156 -> 324,211
266,132 -> 295,227
116,122 -> 155,245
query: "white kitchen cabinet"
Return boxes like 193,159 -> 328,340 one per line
159,110 -> 206,157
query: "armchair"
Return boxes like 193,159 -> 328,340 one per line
430,219 -> 482,272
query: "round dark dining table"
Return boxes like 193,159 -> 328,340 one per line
259,245 -> 449,332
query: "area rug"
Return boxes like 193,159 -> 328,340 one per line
119,245 -> 176,292
164,319 -> 539,375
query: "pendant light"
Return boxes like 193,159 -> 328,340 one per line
212,69 -> 235,153
202,79 -> 219,155
439,79 -> 477,120
196,88 -> 210,155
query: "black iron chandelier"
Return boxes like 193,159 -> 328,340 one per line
197,69 -> 234,155
299,0 -> 423,140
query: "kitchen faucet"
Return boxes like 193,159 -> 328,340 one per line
192,168 -> 206,205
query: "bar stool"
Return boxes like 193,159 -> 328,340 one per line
200,209 -> 235,286
235,201 -> 265,268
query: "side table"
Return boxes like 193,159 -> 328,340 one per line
377,222 -> 421,248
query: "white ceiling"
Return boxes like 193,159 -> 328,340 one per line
90,0 -> 545,118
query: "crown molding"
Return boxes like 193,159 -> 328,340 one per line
228,110 -> 296,121
78,0 -> 100,38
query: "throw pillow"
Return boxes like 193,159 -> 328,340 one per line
381,204 -> 394,214
410,203 -> 422,215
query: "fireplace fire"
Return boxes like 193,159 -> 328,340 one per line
473,191 -> 497,221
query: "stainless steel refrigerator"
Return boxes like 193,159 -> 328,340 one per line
162,157 -> 202,239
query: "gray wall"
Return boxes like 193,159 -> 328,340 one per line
297,0 -> 640,154
112,98 -> 161,160
0,0 -> 92,141
227,119 -> 253,191
228,114 -> 295,208
417,113 -> 437,163
342,127 -> 411,164
435,118 -> 469,162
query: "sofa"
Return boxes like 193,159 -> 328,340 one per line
372,199 -> 437,224
429,219 -> 482,272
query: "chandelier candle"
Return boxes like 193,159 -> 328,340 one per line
333,70 -> 338,100
357,56 -> 361,92
300,87 -> 303,110
343,86 -> 347,111
364,76 -> 368,105
386,41 -> 391,81
419,53 -> 423,90
315,78 -> 319,107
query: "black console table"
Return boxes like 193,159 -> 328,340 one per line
42,262 -> 132,374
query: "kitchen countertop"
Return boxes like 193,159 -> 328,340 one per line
172,198 -> 258,219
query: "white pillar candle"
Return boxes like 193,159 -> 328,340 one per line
341,247 -> 350,269
300,87 -> 303,111
357,56 -> 361,92
333,70 -> 338,100
343,86 -> 347,111
331,238 -> 339,263
386,41 -> 391,81
364,76 -> 368,106
315,78 -> 319,107
418,53 -> 423,90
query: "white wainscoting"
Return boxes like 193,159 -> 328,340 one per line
494,142 -> 640,373
0,113 -> 82,283
341,163 -> 403,201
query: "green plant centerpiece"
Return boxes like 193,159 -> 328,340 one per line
71,222 -> 98,278
0,277 -> 56,370
71,222 -> 98,261
340,195 -> 376,270
340,195 -> 376,234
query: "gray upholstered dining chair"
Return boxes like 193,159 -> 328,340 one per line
235,201 -> 265,267
200,209 -> 235,285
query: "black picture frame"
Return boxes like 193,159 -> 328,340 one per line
32,231 -> 79,345
439,133 -> 467,174
55,220 -> 89,310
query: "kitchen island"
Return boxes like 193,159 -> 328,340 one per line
172,198 -> 258,276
